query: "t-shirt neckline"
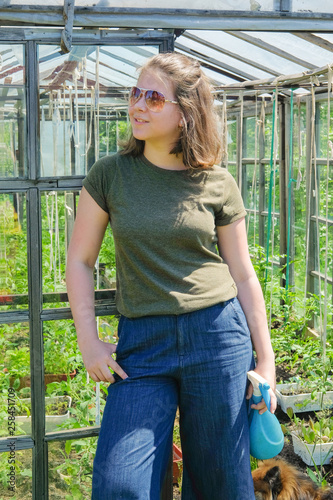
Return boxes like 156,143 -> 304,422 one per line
139,154 -> 188,173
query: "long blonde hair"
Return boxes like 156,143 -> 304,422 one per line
120,52 -> 222,169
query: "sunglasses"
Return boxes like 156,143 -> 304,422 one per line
129,86 -> 178,112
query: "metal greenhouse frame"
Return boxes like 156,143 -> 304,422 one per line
1,2 -> 333,499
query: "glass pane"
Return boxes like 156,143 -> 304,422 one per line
246,214 -> 260,250
0,322 -> 30,437
264,111 -> 279,159
318,163 -> 333,221
41,191 -> 77,306
38,44 -> 158,177
318,224 -> 333,280
48,438 -> 97,498
264,215 -> 280,260
0,449 -> 32,498
244,116 -> 257,158
226,119 -> 237,163
0,44 -> 26,178
291,102 -> 307,293
44,316 -> 118,429
226,163 -> 237,179
0,193 -> 28,310
41,191 -> 116,308
292,179 -> 307,294
243,163 -> 259,210
264,164 -> 280,214
316,100 -> 333,159
43,320 -> 80,379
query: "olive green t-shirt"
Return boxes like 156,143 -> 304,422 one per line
83,153 -> 247,318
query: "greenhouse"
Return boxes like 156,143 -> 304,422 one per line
1,1 -> 333,498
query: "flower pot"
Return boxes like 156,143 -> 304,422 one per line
173,443 -> 182,484
10,370 -> 76,390
44,370 -> 76,386
276,382 -> 333,413
14,395 -> 72,433
291,431 -> 333,466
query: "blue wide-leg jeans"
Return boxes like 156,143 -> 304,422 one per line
91,298 -> 255,500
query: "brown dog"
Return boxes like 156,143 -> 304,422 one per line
252,458 -> 333,499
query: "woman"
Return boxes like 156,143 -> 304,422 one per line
66,52 -> 276,500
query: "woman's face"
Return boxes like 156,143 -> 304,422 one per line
128,70 -> 182,150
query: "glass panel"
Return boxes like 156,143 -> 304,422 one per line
44,316 -> 118,429
243,163 -> 259,211
0,193 -> 28,310
41,190 -> 77,306
292,179 -> 307,293
246,214 -> 260,250
48,438 -> 97,498
264,164 -> 280,214
43,320 -> 79,379
316,100 -> 333,159
318,223 -> 333,280
0,44 -> 26,178
292,0 -> 333,13
311,276 -> 333,336
0,322 -> 30,437
244,116 -> 257,158
226,119 -> 237,163
317,163 -> 333,221
262,216 -> 281,309
292,102 -> 307,293
245,162 -> 260,252
264,215 -> 280,259
264,111 -> 279,159
38,44 -> 158,177
41,191 -> 116,308
0,449 -> 32,498
226,163 -> 237,179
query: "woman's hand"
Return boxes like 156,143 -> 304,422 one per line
246,364 -> 277,415
79,338 -> 128,383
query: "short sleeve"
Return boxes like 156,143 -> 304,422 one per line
215,170 -> 247,226
82,158 -> 109,213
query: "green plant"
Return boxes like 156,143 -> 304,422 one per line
4,347 -> 30,378
43,320 -> 81,374
286,407 -> 333,486
45,370 -> 108,428
250,455 -> 258,471
48,438 -> 97,499
290,411 -> 333,445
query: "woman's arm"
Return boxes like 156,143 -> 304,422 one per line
66,187 -> 128,383
217,217 -> 276,413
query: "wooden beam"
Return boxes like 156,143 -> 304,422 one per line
60,0 -> 75,53
225,31 -> 317,70
292,32 -> 333,53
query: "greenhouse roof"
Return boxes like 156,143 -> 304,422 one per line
2,1 -> 333,88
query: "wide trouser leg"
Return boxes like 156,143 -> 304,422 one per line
178,299 -> 256,500
92,377 -> 178,500
92,314 -> 179,500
